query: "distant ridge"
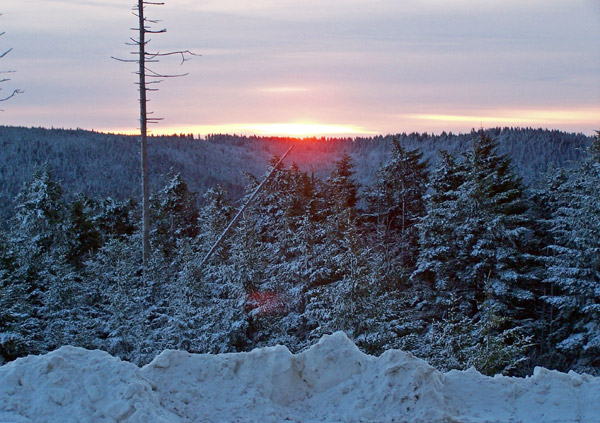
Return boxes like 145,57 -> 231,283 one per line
0,125 -> 591,220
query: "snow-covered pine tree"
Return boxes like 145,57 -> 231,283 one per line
413,150 -> 469,307
65,194 -> 102,268
323,153 -> 359,221
304,153 -> 369,342
169,184 -> 249,354
365,139 -> 429,280
543,131 -> 600,374
466,131 -> 541,312
151,172 -> 199,260
457,131 -> 541,374
0,228 -> 19,362
196,185 -> 234,268
0,165 -> 90,358
409,132 -> 542,375
225,159 -> 317,350
95,197 -> 138,241
83,232 -> 147,363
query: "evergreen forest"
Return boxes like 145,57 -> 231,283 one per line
0,126 -> 598,377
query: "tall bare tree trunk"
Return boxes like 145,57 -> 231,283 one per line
138,0 -> 150,265
114,2 -> 196,267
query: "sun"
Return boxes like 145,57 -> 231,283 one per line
104,122 -> 376,138
244,122 -> 368,137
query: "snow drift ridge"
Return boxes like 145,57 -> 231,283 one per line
1,332 -> 599,423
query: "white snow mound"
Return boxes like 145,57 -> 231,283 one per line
1,332 -> 599,423
0,345 -> 176,423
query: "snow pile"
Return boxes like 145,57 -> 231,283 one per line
0,346 -> 177,423
1,332 -> 599,423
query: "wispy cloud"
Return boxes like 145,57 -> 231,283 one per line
404,107 -> 600,128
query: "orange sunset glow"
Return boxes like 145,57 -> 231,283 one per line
110,122 -> 376,138
105,107 -> 598,138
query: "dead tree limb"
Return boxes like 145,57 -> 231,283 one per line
197,145 -> 295,273
0,14 -> 22,106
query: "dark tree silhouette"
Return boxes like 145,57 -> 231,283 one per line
113,1 -> 196,266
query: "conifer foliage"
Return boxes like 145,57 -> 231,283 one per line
366,140 -> 428,278
0,130 -> 598,377
543,131 -> 600,372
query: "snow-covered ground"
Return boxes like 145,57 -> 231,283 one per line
1,332 -> 598,423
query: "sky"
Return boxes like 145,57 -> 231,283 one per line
1,0 -> 599,137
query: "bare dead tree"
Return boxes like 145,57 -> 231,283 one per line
1,14 -> 23,107
113,1 -> 197,267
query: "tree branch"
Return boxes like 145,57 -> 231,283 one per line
0,88 -> 23,102
1,14 -> 21,107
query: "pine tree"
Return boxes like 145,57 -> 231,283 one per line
413,150 -> 469,297
95,197 -> 138,240
0,228 -> 19,362
84,233 -> 146,362
0,165 -> 77,357
151,172 -> 199,259
66,194 -> 102,268
458,132 -> 541,374
304,153 -> 369,342
324,153 -> 358,219
464,131 -> 541,314
544,131 -> 600,373
411,132 -> 542,375
197,185 -> 234,265
365,139 -> 428,278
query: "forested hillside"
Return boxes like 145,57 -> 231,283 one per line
0,127 -> 598,378
0,126 -> 591,220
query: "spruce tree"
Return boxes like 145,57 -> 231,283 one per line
96,197 -> 138,241
224,160 -> 314,349
413,150 -> 469,297
305,153 -> 369,342
464,131 -> 541,315
151,173 -> 199,259
412,132 -> 542,374
1,166 -> 80,358
366,139 -> 428,278
459,131 -> 541,374
544,131 -> 600,373
197,185 -> 234,265
66,194 -> 102,268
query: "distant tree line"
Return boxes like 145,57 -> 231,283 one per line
0,126 -> 591,222
0,129 -> 598,376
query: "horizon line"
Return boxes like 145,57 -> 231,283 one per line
1,123 -> 597,138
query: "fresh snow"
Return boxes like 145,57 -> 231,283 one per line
1,332 -> 598,423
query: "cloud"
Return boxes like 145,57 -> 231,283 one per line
395,107 -> 600,135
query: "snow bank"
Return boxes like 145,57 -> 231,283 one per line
1,332 -> 599,423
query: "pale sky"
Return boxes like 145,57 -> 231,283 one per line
1,0 -> 599,136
